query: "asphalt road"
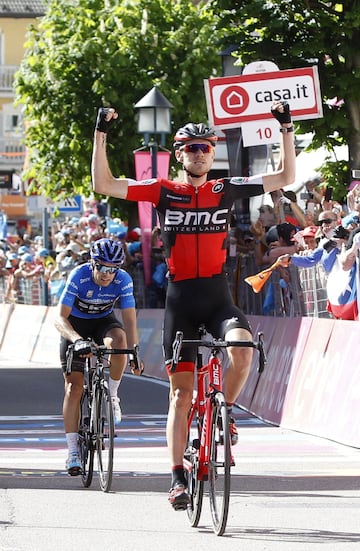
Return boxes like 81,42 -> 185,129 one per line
0,361 -> 360,551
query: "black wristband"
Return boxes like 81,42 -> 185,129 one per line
280,126 -> 294,133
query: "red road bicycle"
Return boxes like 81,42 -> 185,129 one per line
171,325 -> 266,535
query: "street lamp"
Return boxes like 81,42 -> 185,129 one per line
134,86 -> 173,179
134,87 -> 173,292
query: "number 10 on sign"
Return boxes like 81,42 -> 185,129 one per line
241,119 -> 280,147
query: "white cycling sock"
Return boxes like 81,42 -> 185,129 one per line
66,432 -> 79,455
109,376 -> 120,399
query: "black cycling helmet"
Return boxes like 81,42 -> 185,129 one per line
90,238 -> 125,265
173,123 -> 218,150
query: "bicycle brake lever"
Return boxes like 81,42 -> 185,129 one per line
130,345 -> 144,376
65,345 -> 74,376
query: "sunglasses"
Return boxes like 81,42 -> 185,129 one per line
181,143 -> 213,154
94,262 -> 118,274
315,218 -> 336,226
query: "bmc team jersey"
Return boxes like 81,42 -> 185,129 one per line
59,263 -> 135,318
127,176 -> 264,281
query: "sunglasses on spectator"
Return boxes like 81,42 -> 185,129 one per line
181,144 -> 213,154
315,218 -> 336,225
94,262 -> 118,274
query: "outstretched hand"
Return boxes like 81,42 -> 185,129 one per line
95,107 -> 118,133
271,101 -> 291,124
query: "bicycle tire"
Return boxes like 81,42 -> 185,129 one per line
79,388 -> 95,488
95,382 -> 114,492
209,397 -> 231,536
185,415 -> 204,527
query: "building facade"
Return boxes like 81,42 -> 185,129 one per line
0,0 -> 44,187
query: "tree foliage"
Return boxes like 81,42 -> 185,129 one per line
210,0 -> 360,200
15,0 -> 222,207
16,0 -> 360,207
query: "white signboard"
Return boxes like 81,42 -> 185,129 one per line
204,66 -> 323,130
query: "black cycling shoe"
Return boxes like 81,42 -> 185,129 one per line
229,416 -> 238,446
168,483 -> 190,511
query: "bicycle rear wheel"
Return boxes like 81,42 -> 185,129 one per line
78,388 -> 95,488
209,397 -> 231,536
95,382 -> 114,492
185,414 -> 204,526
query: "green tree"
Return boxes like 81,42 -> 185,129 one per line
210,0 -> 360,201
15,0 -> 222,213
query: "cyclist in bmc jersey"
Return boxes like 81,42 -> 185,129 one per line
54,238 -> 140,476
91,101 -> 296,509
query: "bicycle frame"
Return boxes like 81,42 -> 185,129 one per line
186,349 -> 232,481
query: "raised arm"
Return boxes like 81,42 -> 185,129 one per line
262,102 -> 296,194
91,107 -> 129,199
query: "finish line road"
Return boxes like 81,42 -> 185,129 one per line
0,363 -> 359,551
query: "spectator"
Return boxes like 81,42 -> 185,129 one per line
55,243 -> 82,276
278,210 -> 342,273
256,222 -> 299,266
273,189 -> 307,228
257,204 -> 277,231
326,227 -> 360,320
3,252 -> 20,302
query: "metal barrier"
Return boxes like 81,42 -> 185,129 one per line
0,255 -> 333,319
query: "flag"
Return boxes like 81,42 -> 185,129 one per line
134,150 -> 170,286
0,211 -> 7,239
326,256 -> 358,320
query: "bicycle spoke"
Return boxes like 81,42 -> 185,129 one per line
209,401 -> 231,536
185,414 -> 204,526
78,389 -> 94,488
96,384 -> 114,492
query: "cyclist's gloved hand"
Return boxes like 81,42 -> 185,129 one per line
129,349 -> 144,376
95,107 -> 118,133
73,339 -> 92,357
352,232 -> 360,250
271,101 -> 291,124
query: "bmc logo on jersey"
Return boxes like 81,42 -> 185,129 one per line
164,208 -> 228,227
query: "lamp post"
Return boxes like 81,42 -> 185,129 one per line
135,86 -> 173,178
134,87 -> 173,291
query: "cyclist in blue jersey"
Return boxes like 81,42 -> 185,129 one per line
54,238 -> 139,476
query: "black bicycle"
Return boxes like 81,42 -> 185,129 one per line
66,342 -> 143,492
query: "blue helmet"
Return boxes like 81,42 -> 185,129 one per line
90,238 -> 125,265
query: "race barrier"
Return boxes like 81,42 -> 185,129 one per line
0,304 -> 359,448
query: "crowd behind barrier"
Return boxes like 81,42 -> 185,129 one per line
2,178 -> 360,318
0,253 -> 332,318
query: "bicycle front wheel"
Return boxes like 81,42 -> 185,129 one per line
78,388 -> 95,488
209,397 -> 231,536
185,414 -> 204,527
95,383 -> 114,492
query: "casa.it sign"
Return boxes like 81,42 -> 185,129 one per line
204,66 -> 323,129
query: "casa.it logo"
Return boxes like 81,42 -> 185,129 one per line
220,85 -> 249,115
